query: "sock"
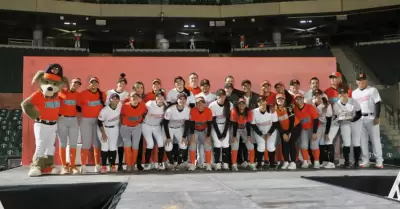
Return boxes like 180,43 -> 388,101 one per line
141,140 -> 147,164
158,147 -> 165,163
173,144 -> 179,162
354,146 -> 361,164
213,148 -> 221,163
80,149 -> 89,166
59,147 -> 67,166
264,150 -> 269,162
166,151 -> 174,164
189,150 -> 196,165
163,152 -> 168,162
256,151 -> 264,167
205,150 -> 212,164
300,149 -> 310,161
124,147 -> 132,166
248,149 -> 255,163
152,145 -> 159,163
343,146 -> 350,163
222,148 -> 230,164
178,149 -> 185,164
268,151 -> 276,165
183,148 -> 189,162
69,148 -> 76,167
311,149 -> 320,163
101,151 -> 108,166
94,148 -> 101,166
327,144 -> 334,163
118,147 -> 124,166
132,149 -> 138,165
319,145 -> 327,162
275,144 -> 282,162
231,150 -> 238,164
145,148 -> 152,164
109,151 -> 117,166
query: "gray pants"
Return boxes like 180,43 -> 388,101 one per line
232,128 -> 254,151
189,130 -> 212,164
57,116 -> 79,148
80,117 -> 100,149
120,124 -> 142,149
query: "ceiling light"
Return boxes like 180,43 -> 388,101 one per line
184,25 -> 189,28
72,22 -> 76,26
300,20 -> 306,24
191,25 -> 195,28
64,22 -> 70,25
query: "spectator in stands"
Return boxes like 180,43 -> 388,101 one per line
304,77 -> 328,103
186,72 -> 201,95
225,75 -> 243,104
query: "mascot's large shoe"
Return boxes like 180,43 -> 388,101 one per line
41,155 -> 60,175
28,157 -> 46,177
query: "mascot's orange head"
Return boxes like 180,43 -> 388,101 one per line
32,64 -> 69,97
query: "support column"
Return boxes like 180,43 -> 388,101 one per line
33,26 -> 43,47
272,28 -> 281,47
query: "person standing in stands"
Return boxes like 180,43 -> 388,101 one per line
78,76 -> 106,174
57,78 -> 81,175
225,75 -> 243,104
186,72 -> 201,95
106,73 -> 130,171
260,80 -> 277,106
304,77 -> 328,103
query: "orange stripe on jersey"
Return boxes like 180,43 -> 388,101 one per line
186,86 -> 201,95
276,106 -> 299,131
190,107 -> 212,131
121,102 -> 147,127
230,108 -> 252,129
144,91 -> 166,103
295,103 -> 318,130
78,89 -> 106,118
30,90 -> 60,121
58,89 -> 79,116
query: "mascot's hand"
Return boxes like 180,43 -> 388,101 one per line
21,96 -> 40,121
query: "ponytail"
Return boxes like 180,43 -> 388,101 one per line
223,98 -> 231,119
97,88 -> 105,107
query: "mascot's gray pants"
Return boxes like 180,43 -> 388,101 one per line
32,122 -> 57,169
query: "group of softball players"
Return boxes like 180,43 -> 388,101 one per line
57,70 -> 383,174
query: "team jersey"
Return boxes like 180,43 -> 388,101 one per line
304,89 -> 328,104
313,103 -> 333,123
166,89 -> 195,105
230,108 -> 253,129
325,86 -> 353,104
352,86 -> 381,119
144,91 -> 165,103
164,105 -> 191,128
186,86 -> 201,95
251,108 -> 278,134
208,100 -> 234,124
78,89 -> 106,118
143,100 -> 165,126
98,103 -> 122,127
196,92 -> 217,106
58,89 -> 79,117
294,103 -> 319,130
190,107 -> 213,131
105,89 -> 129,105
120,102 -> 147,127
263,92 -> 277,105
30,90 -> 60,121
333,99 -> 361,121
276,106 -> 300,131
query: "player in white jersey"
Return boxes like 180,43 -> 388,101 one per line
164,93 -> 191,170
105,73 -> 130,171
251,96 -> 279,170
311,89 -> 335,169
166,76 -> 196,107
304,77 -> 328,103
352,72 -> 383,168
196,79 -> 217,106
332,85 -> 363,168
142,90 -> 167,171
209,89 -> 233,170
97,93 -> 122,173
288,79 -> 306,96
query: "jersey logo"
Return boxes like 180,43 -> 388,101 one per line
329,98 -> 339,103
45,101 -> 60,108
300,117 -> 310,124
149,113 -> 164,118
128,116 -> 141,122
109,115 -> 120,122
63,100 -> 76,105
256,120 -> 272,126
360,95 -> 370,102
88,100 -> 102,106
278,114 -> 289,121
238,124 -> 246,129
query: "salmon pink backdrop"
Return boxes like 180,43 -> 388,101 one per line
22,56 -> 336,165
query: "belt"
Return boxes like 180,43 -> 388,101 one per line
59,115 -> 76,118
125,124 -> 139,128
169,126 -> 182,129
35,119 -> 57,125
362,113 -> 374,116
105,126 -> 115,128
195,129 -> 206,132
217,123 -> 225,125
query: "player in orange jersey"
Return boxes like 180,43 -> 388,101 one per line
186,72 -> 201,95
260,80 -> 277,106
57,78 -> 81,175
77,76 -> 106,174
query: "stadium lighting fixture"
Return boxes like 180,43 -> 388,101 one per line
191,25 -> 195,28
72,22 -> 76,26
64,22 -> 70,25
300,20 -> 306,24
184,25 -> 189,28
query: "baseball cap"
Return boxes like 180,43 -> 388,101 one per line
337,85 -> 349,94
152,78 -> 161,84
276,94 -> 285,99
274,81 -> 284,88
155,89 -> 165,97
109,93 -> 120,100
71,78 -> 82,85
290,79 -> 300,86
312,89 -> 323,96
177,92 -> 187,100
200,79 -> 210,86
241,80 -> 251,86
261,80 -> 271,87
356,72 -> 367,81
329,72 -> 342,79
237,98 -> 246,104
196,96 -> 206,103
294,93 -> 304,98
216,89 -> 226,96
89,76 -> 99,83
224,83 -> 233,89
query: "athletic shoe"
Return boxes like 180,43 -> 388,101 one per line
353,162 -> 360,169
126,165 -> 133,172
110,166 -> 118,173
232,164 -> 239,171
100,166 -> 108,174
197,163 -> 206,169
79,165 -> 88,174
70,167 -> 80,175
334,159 -> 340,166
117,165 -> 123,172
215,163 -> 222,171
313,161 -> 320,169
94,165 -> 101,173
324,162 -> 335,169
249,163 -> 257,171
222,163 -> 229,170
281,161 -> 289,170
375,162 -> 384,169
150,163 -> 156,170
241,161 -> 248,168
320,161 -> 328,168
143,164 -> 151,171
205,164 -> 212,171
301,161 -> 309,169
158,163 -> 165,171
188,164 -> 196,171
60,166 -> 70,175
359,162 -> 370,168
269,164 -> 277,170
287,162 -> 297,170
136,164 -> 144,171
343,162 -> 351,169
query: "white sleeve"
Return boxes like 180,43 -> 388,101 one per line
333,103 -> 339,116
98,108 -> 106,121
326,104 -> 333,117
271,112 -> 278,122
188,92 -> 195,104
164,108 -> 171,120
353,100 -> 361,112
371,88 -> 382,103
166,90 -> 174,103
105,90 -> 112,105
251,110 -> 257,124
184,108 -> 191,120
229,102 -> 234,111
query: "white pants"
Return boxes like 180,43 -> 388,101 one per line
360,117 -> 383,164
142,123 -> 164,149
165,127 -> 187,152
253,131 -> 277,152
34,123 -> 57,157
190,43 -> 196,49
318,122 -> 340,145
75,40 -> 80,48
97,125 -> 119,152
211,124 -> 230,148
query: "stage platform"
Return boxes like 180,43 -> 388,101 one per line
0,166 -> 399,209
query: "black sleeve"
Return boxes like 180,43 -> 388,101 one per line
189,121 -> 195,134
374,101 -> 381,118
268,121 -> 279,135
287,113 -> 295,134
252,124 -> 263,136
352,110 -> 362,122
76,106 -> 82,112
245,122 -> 251,137
277,120 -> 284,135
324,117 -> 332,134
232,122 -> 238,137
212,116 -> 222,138
312,118 -> 319,134
163,119 -> 171,139
206,121 -> 212,137
97,120 -> 103,128
284,90 -> 293,105
189,103 -> 195,108
183,120 -> 191,138
222,119 -> 231,137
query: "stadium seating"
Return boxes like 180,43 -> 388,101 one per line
353,43 -> 400,85
0,109 -> 22,167
232,46 -> 333,57
113,49 -> 209,57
